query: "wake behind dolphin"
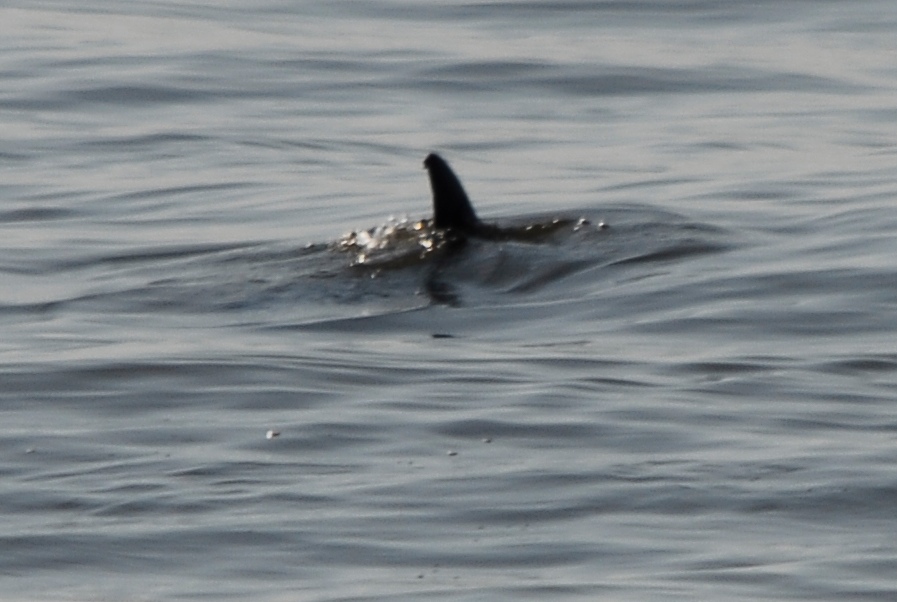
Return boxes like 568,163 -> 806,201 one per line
78,154 -> 724,317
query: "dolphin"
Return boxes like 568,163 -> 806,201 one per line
424,153 -> 485,232
423,152 -> 586,240
423,153 -> 504,238
339,153 -> 591,270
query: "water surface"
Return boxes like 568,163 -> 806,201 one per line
3,1 -> 897,600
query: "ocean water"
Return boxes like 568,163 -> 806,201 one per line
3,1 -> 897,600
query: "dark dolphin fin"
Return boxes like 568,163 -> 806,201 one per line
424,153 -> 481,232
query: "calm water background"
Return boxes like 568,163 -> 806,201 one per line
3,1 -> 897,600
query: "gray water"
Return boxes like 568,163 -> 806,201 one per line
3,1 -> 897,600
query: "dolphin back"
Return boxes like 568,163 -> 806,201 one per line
424,153 -> 481,232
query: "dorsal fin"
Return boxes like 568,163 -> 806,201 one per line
423,153 -> 481,232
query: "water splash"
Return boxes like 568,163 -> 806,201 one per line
335,216 -> 453,267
